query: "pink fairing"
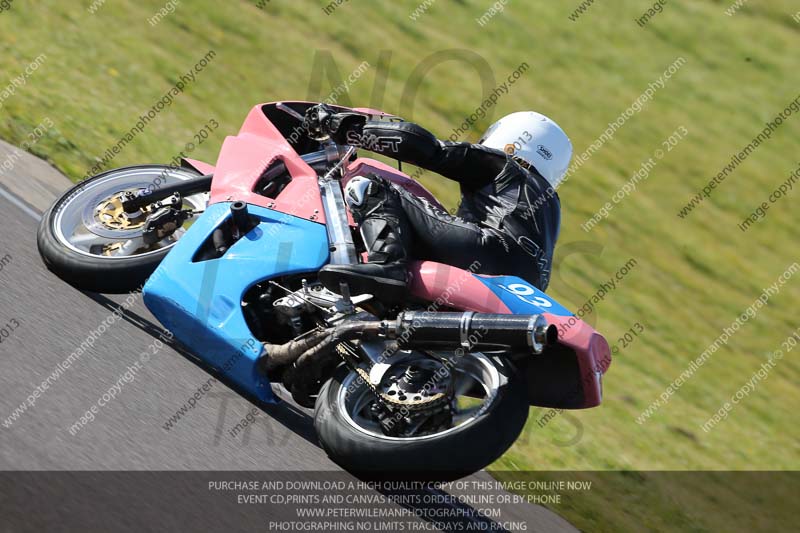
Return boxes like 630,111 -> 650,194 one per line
408,260 -> 610,409
542,313 -> 611,408
208,105 -> 327,222
408,261 -> 511,313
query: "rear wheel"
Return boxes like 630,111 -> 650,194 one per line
37,165 -> 208,293
314,352 -> 529,480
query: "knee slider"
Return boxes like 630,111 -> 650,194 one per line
344,174 -> 394,220
344,175 -> 374,210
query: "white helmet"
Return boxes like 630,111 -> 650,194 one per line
479,111 -> 573,189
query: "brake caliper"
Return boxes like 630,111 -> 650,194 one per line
142,193 -> 190,245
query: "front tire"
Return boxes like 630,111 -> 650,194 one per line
314,356 -> 529,480
37,165 -> 206,293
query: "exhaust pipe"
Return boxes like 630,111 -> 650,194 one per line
394,311 -> 558,354
259,311 -> 558,376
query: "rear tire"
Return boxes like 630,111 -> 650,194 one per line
37,165 -> 204,293
314,361 -> 529,480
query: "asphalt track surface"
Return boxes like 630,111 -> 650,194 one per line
0,141 -> 576,532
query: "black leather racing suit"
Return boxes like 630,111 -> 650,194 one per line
329,118 -> 561,290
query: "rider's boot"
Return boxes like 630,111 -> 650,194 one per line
319,175 -> 412,303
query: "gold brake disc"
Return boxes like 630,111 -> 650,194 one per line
93,192 -> 156,256
101,242 -> 125,256
94,194 -> 148,231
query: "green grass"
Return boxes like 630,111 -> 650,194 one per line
2,1 -> 799,531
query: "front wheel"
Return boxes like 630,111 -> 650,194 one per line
314,353 -> 529,480
37,165 -> 208,293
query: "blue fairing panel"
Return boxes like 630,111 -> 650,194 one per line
143,202 -> 330,403
475,275 -> 573,316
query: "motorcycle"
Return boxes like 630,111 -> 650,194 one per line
37,101 -> 611,478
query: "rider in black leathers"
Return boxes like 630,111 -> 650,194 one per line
306,104 -> 567,302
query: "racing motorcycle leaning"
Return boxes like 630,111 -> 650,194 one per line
37,102 -> 611,478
